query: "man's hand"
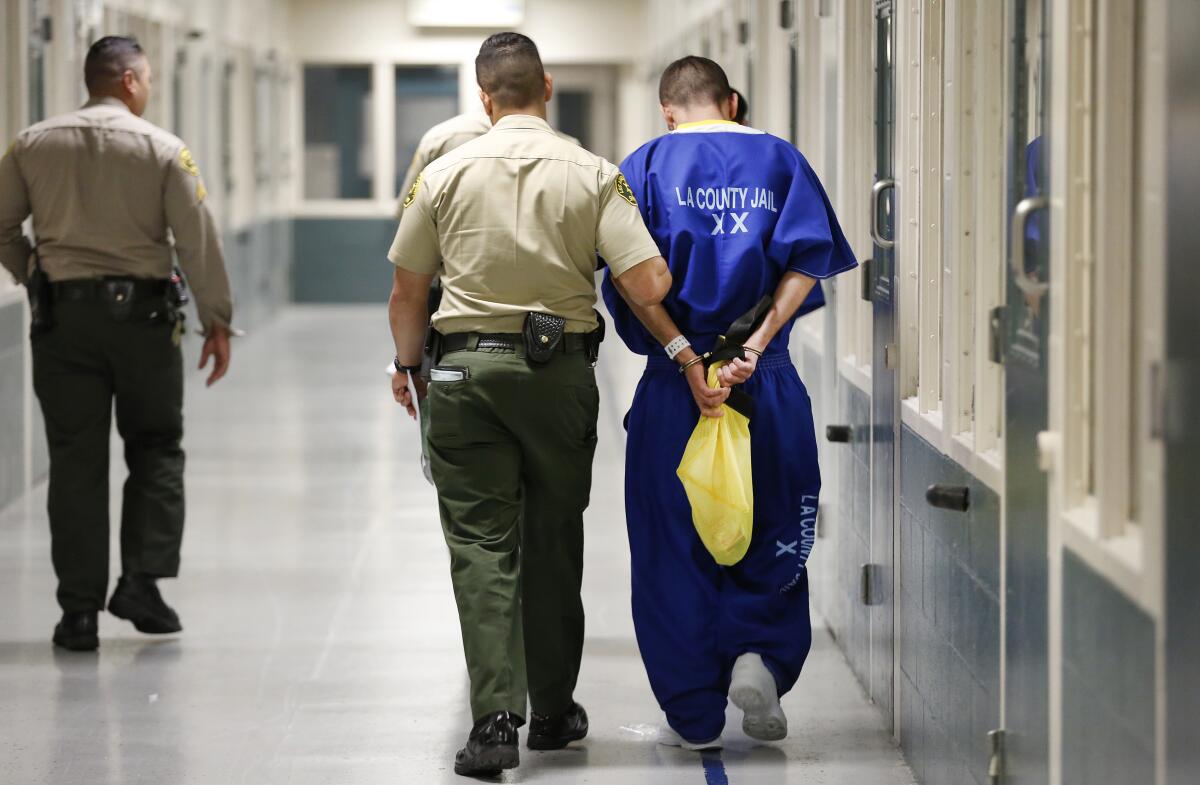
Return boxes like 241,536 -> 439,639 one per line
686,363 -> 730,418
716,350 -> 760,387
392,370 -> 427,419
199,325 -> 231,387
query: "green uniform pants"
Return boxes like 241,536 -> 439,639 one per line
32,298 -> 185,613
427,345 -> 599,722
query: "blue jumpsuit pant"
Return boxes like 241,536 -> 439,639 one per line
625,352 -> 819,743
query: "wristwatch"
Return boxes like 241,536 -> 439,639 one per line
394,357 -> 422,375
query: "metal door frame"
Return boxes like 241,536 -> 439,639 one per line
869,0 -> 899,731
1003,0 -> 1053,782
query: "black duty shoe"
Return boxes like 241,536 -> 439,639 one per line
527,702 -> 589,750
454,711 -> 522,778
107,574 -> 182,634
53,611 -> 99,651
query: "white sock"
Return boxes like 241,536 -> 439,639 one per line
657,726 -> 723,751
728,653 -> 788,741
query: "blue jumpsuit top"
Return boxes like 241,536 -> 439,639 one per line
601,121 -> 857,355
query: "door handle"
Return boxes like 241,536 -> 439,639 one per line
870,179 -> 896,250
1011,196 -> 1049,297
925,484 -> 970,512
826,425 -> 853,443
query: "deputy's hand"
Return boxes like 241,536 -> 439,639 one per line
392,371 -> 427,419
686,362 -> 729,418
716,350 -> 759,387
199,326 -> 231,387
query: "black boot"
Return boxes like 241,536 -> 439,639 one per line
454,711 -> 522,777
53,611 -> 99,651
527,702 -> 589,750
108,574 -> 182,634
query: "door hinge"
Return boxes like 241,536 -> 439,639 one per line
861,259 -> 874,302
884,343 -> 898,370
780,0 -> 795,29
860,563 -> 878,605
1150,360 -> 1166,440
989,305 -> 1008,364
987,729 -> 1006,785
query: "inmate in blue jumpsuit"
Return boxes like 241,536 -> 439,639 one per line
601,121 -> 857,742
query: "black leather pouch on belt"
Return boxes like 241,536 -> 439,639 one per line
523,312 -> 566,365
421,324 -> 443,382
26,250 -> 54,338
420,277 -> 445,381
103,280 -> 136,322
585,309 -> 606,366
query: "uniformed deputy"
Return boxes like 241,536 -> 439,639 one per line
397,112 -> 582,219
394,112 -> 579,484
386,32 -> 713,778
0,37 -> 233,652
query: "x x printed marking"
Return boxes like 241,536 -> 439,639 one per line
776,540 -> 798,557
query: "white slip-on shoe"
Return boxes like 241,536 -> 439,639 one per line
657,726 -> 723,751
728,653 -> 788,741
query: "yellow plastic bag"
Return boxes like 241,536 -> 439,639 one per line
676,363 -> 753,566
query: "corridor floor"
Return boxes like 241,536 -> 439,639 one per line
0,307 -> 915,785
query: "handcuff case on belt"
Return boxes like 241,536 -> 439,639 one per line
523,312 -> 567,365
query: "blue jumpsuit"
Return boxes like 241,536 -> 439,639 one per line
601,121 -> 857,742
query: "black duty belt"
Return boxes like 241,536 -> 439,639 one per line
53,278 -> 170,302
441,332 -> 588,355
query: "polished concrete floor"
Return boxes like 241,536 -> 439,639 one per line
0,306 -> 915,785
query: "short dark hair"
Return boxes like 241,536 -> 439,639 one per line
84,36 -> 146,94
732,89 -> 749,124
659,56 -> 732,108
475,32 -> 545,109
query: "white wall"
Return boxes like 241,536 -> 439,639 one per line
287,0 -> 647,64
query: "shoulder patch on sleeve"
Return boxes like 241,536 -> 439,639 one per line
615,173 -> 637,206
403,173 -> 423,209
179,148 -> 201,177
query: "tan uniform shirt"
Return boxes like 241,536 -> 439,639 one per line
396,111 -> 581,218
0,97 -> 233,330
388,114 -> 659,335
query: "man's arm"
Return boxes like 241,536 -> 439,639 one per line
716,270 -> 818,387
0,143 -> 32,285
388,265 -> 433,418
163,144 -> 233,386
612,257 -> 730,418
387,171 -> 442,419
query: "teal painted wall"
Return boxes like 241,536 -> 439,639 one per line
292,218 -> 397,304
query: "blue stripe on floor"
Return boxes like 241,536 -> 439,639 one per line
701,751 -> 729,785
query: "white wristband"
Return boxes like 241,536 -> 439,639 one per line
665,335 -> 691,360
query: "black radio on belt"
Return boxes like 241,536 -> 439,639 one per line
523,312 -> 566,365
168,266 -> 190,308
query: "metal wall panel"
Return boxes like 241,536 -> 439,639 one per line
1060,551 -> 1155,785
898,426 -> 1001,785
0,298 -> 27,511
1165,2 -> 1200,782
